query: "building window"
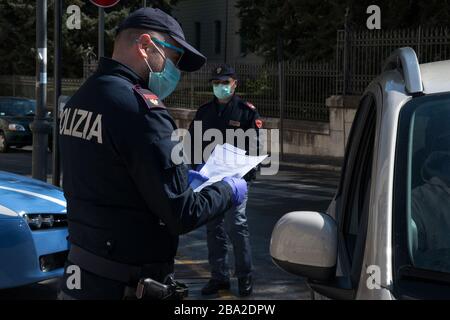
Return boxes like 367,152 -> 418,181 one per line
195,22 -> 201,50
214,20 -> 222,54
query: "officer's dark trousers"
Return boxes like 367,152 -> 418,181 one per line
57,261 -> 129,300
206,189 -> 253,281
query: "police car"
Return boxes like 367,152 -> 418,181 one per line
270,47 -> 450,299
0,171 -> 68,289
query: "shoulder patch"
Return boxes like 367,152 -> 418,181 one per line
255,119 -> 263,129
245,101 -> 256,110
133,85 -> 165,110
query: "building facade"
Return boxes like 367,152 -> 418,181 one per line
172,0 -> 262,64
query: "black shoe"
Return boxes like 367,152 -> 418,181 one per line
201,279 -> 230,295
238,275 -> 253,297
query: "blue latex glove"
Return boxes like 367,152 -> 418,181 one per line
188,170 -> 209,189
222,176 -> 248,206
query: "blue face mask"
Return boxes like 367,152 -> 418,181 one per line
147,59 -> 180,100
213,84 -> 233,100
143,42 -> 181,100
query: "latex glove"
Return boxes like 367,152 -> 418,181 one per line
188,170 -> 209,189
222,176 -> 248,206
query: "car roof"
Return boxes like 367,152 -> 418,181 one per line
420,60 -> 450,94
373,48 -> 450,101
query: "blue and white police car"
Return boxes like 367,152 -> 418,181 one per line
0,171 -> 68,289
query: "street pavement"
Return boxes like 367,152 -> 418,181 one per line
0,147 -> 340,300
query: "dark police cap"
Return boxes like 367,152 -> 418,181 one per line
210,64 -> 237,81
116,7 -> 206,72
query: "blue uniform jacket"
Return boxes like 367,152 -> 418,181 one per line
59,57 -> 233,266
188,94 -> 263,180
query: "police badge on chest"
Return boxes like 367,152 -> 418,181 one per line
228,120 -> 240,127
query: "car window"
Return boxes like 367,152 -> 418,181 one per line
332,93 -> 377,292
343,96 -> 376,265
0,99 -> 36,116
406,95 -> 450,273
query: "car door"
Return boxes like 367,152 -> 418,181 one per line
393,92 -> 450,299
311,92 -> 377,299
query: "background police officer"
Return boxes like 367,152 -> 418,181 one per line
188,64 -> 263,297
58,8 -> 247,300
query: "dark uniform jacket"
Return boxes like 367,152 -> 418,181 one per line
59,57 -> 233,267
188,95 -> 263,180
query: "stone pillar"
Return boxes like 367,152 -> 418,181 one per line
326,95 -> 360,157
167,108 -> 196,130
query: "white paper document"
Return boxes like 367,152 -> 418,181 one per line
193,143 -> 268,192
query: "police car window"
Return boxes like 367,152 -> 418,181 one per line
407,95 -> 450,274
0,99 -> 36,116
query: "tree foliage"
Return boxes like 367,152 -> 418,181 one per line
236,0 -> 450,62
2,0 -> 448,76
0,0 -> 179,77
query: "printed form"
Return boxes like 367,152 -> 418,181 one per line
193,143 -> 268,192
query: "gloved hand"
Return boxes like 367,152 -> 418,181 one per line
222,176 -> 248,206
188,170 -> 209,189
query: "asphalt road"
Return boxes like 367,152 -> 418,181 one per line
0,147 -> 340,300
177,166 -> 340,300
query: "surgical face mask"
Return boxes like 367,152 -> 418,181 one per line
213,84 -> 233,100
143,45 -> 181,100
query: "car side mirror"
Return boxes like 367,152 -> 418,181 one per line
270,211 -> 337,281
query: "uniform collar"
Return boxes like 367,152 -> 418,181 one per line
214,94 -> 240,107
96,57 -> 147,87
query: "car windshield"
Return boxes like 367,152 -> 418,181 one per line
406,93 -> 450,273
0,98 -> 36,116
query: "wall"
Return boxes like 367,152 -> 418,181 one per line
172,0 -> 263,64
167,95 -> 360,160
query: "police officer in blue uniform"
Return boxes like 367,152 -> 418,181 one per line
188,64 -> 263,297
57,8 -> 247,300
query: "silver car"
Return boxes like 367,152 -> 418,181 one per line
270,47 -> 450,299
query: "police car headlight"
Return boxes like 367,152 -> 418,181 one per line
41,214 -> 55,228
8,123 -> 26,131
23,213 -> 67,230
24,214 -> 43,230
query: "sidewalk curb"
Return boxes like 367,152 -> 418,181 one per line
261,160 -> 342,172
279,162 -> 342,172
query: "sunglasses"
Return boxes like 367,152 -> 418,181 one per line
151,37 -> 185,67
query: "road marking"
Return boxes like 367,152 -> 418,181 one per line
0,185 -> 66,207
175,258 -> 211,278
216,291 -> 236,299
175,259 -> 209,265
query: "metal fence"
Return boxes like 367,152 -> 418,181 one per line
165,61 -> 335,122
1,27 -> 449,122
0,75 -> 84,109
79,60 -> 335,121
337,27 -> 450,95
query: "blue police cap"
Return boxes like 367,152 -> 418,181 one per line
117,8 -> 206,72
210,64 -> 237,81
